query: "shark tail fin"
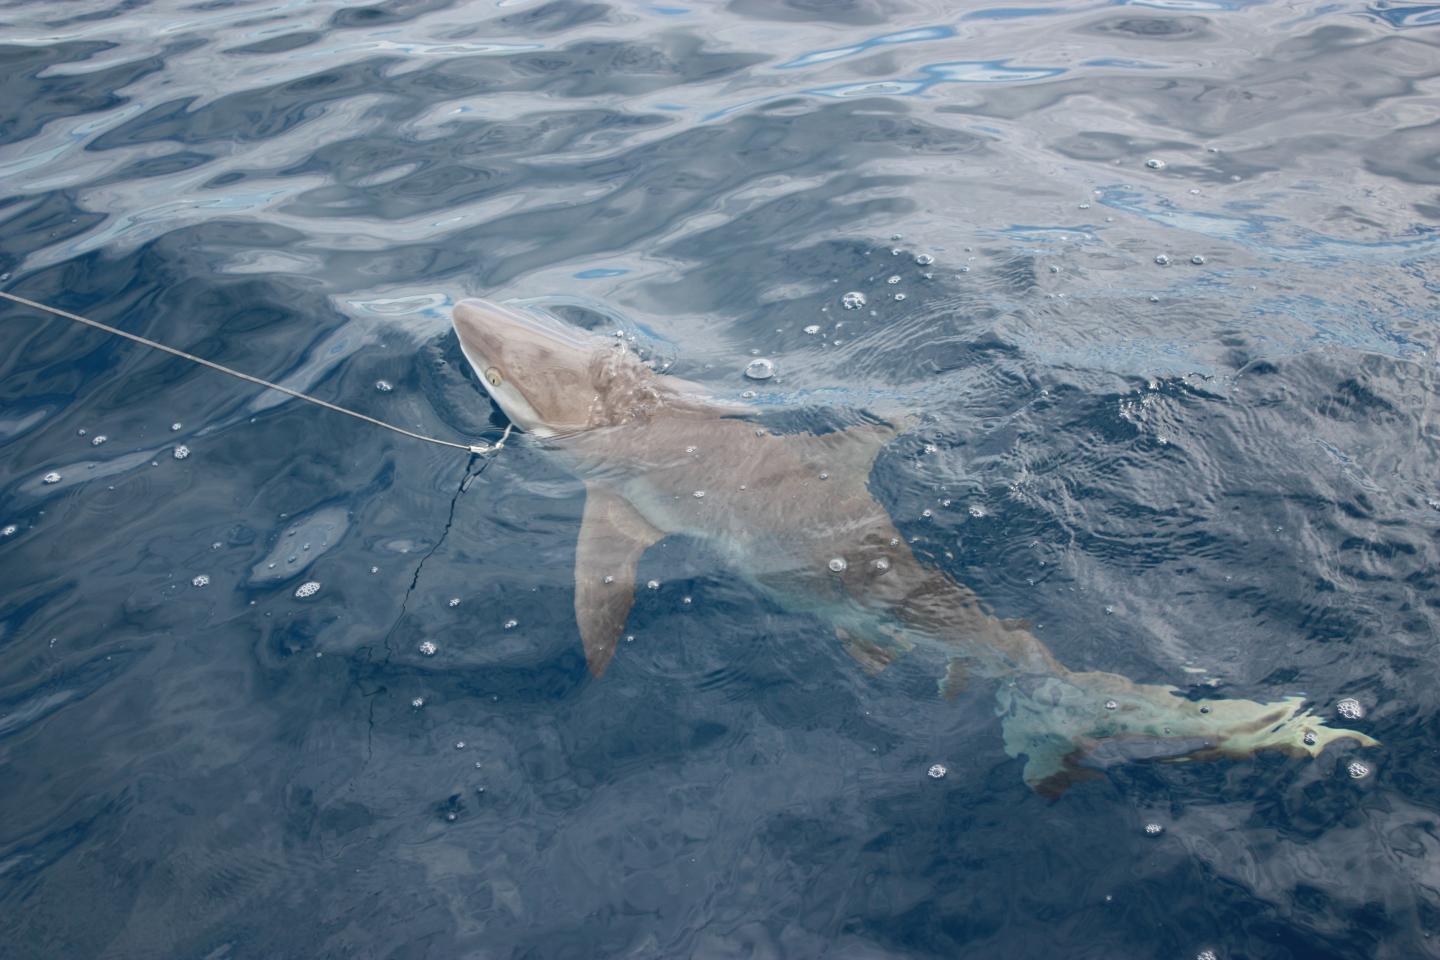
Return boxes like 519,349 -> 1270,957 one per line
996,672 -> 1379,796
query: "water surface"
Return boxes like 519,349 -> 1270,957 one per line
2,0 -> 1438,957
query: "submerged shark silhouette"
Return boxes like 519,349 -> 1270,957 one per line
453,297 -> 1377,793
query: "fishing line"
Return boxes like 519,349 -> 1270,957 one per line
361,448 -> 495,762
0,289 -> 510,455
0,288 -> 520,749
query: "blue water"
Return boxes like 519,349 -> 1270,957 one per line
2,1 -> 1438,957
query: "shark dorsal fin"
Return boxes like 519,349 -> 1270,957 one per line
810,420 -> 904,476
658,376 -> 755,419
574,482 -> 663,676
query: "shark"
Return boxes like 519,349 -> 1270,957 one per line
452,297 -> 1378,793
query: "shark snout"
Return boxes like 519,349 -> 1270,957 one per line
451,297 -> 616,436
453,299 -> 520,371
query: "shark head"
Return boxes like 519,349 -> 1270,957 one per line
453,297 -> 750,437
452,298 -> 620,437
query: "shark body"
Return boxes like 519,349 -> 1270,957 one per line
453,297 -> 1377,792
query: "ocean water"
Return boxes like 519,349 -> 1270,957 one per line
2,0 -> 1438,957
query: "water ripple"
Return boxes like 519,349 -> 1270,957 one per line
1,0 -> 1438,955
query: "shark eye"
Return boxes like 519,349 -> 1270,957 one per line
484,367 -> 503,387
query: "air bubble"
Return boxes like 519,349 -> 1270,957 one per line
504,618 -> 518,629
1,525 -> 16,537
828,557 -> 847,573
927,763 -> 948,779
923,443 -> 937,454
804,324 -> 821,335
692,490 -> 705,499
646,580 -> 659,590
1144,822 -> 1163,836
1145,158 -> 1166,169
91,435 -> 107,446
192,574 -> 210,587
872,557 -> 890,573
603,575 -> 615,584
841,291 -> 866,310
1154,254 -> 1171,266
412,697 -> 425,708
1303,730 -> 1318,746
887,275 -> 901,285
968,505 -> 985,518
42,472 -> 61,484
1105,699 -> 1118,710
295,581 -> 321,598
894,293 -> 906,301
173,445 -> 191,460
1336,698 -> 1364,720
448,597 -> 460,607
419,640 -> 438,656
171,422 -> 182,431
375,380 -> 393,393
744,358 -> 775,380
1347,760 -> 1370,779
370,566 -> 379,574
915,254 -> 934,266
455,741 -> 466,750
1190,255 -> 1206,265
682,596 -> 693,605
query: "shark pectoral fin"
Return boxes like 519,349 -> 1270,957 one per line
996,677 -> 1102,797
1023,745 -> 1104,800
837,628 -> 891,675
939,658 -> 969,699
574,484 -> 663,677
837,625 -> 914,675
